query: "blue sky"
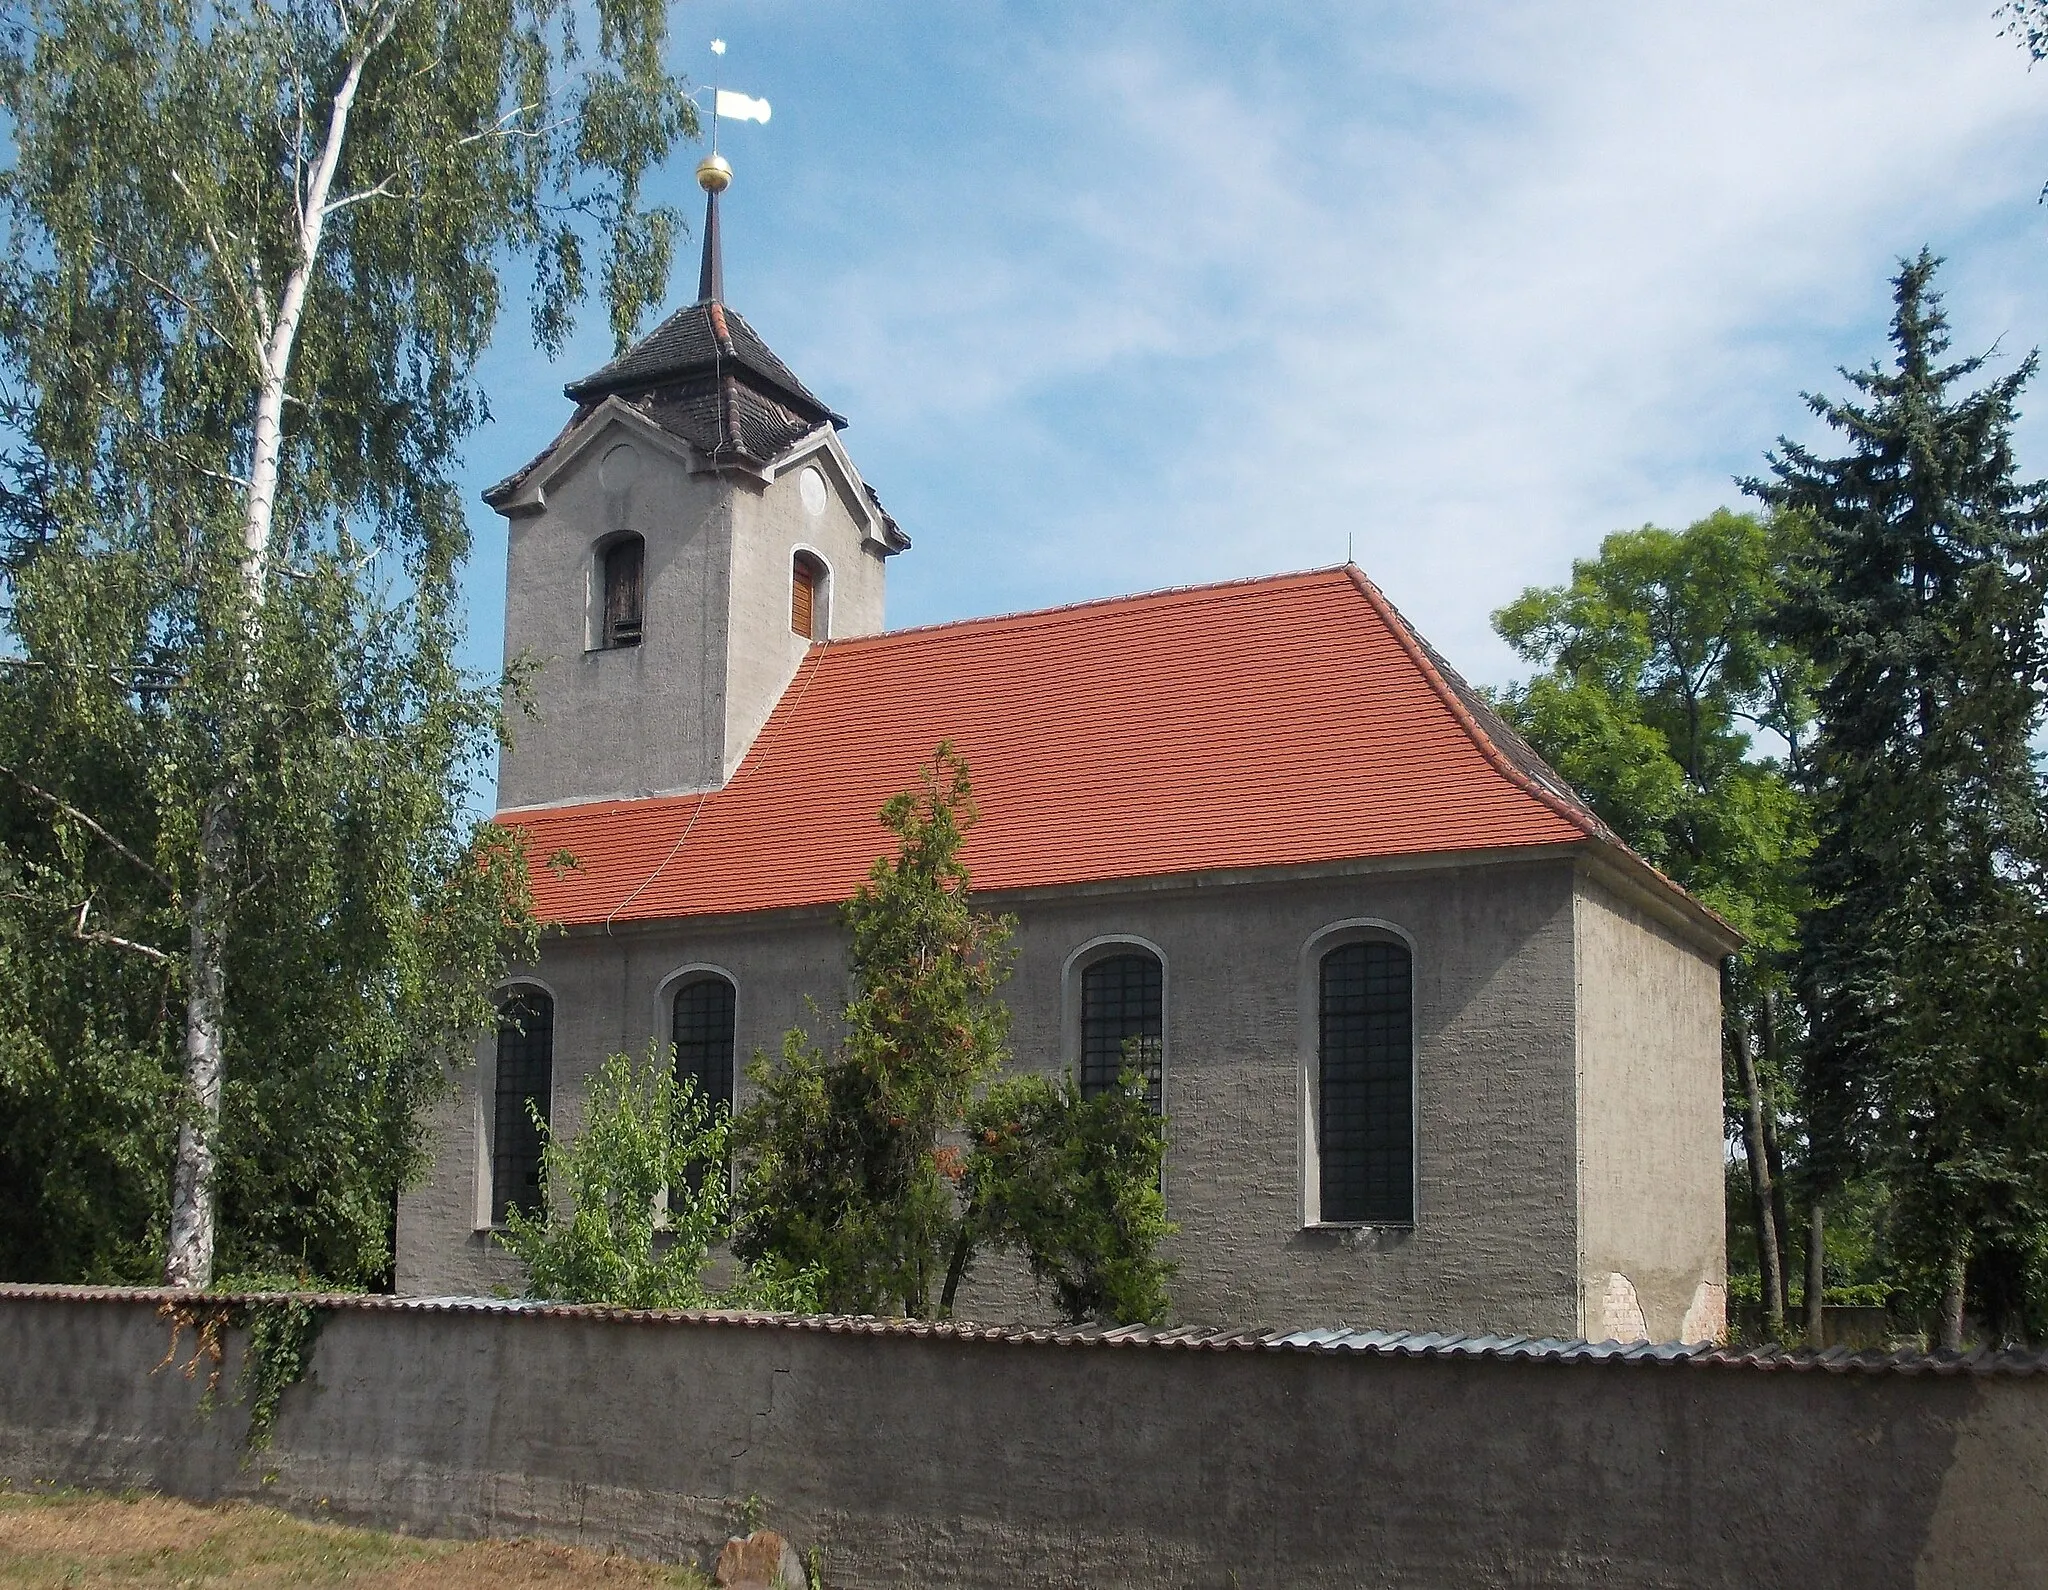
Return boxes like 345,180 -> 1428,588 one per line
457,2 -> 2048,721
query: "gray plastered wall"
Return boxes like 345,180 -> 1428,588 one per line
398,850 -> 1721,1339
1574,867 -> 1727,1341
492,413 -> 885,812
721,444 -> 887,779
7,1292 -> 2042,1590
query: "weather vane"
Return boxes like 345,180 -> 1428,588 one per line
697,38 -> 772,197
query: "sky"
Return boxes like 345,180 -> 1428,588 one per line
456,1 -> 2048,718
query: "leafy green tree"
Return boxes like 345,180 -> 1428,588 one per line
734,746 -> 1177,1324
951,1061 -> 1175,1325
1491,509 -> 1816,934
734,747 -> 1016,1317
1750,251 -> 2048,1348
1491,508 -> 1816,1333
0,0 -> 695,1285
500,1047 -> 817,1312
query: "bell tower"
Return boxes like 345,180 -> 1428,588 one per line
485,153 -> 910,813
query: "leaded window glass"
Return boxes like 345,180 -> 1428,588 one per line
1080,951 -> 1163,1110
1317,940 -> 1413,1224
672,977 -> 737,1110
491,988 -> 553,1225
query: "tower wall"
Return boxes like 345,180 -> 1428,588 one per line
722,456 -> 889,778
496,421 -> 736,811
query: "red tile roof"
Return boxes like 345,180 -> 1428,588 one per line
503,566 -> 1625,928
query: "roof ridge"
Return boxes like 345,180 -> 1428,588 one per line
819,565 -> 1352,654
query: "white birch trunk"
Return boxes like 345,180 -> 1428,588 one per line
162,20 -> 385,1289
239,37 -> 376,589
163,797 -> 231,1287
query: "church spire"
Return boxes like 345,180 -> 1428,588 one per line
695,152 -> 731,304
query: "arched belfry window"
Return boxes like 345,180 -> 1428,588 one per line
672,975 -> 737,1110
1317,940 -> 1414,1224
1080,951 -> 1163,1111
791,551 -> 825,641
600,534 -> 644,648
491,987 -> 553,1224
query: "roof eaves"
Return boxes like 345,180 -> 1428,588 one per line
481,405 -> 593,509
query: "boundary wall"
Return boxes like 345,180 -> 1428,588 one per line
1,1287 -> 2045,1589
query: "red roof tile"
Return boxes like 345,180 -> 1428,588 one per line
503,566 -> 1608,927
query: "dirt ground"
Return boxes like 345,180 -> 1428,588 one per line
0,1487 -> 714,1587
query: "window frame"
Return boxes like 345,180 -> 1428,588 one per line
1061,934 -> 1169,1118
789,547 -> 831,642
1298,919 -> 1419,1231
654,963 -> 739,1203
657,964 -> 740,1113
480,980 -> 556,1232
589,531 -> 646,652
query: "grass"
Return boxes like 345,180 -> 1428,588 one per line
0,1485 -> 715,1587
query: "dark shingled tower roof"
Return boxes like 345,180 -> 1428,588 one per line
487,166 -> 876,506
564,159 -> 841,423
562,299 -> 844,430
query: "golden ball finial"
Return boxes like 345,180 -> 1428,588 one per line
696,152 -> 732,194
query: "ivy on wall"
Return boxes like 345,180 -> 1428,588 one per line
155,1290 -> 325,1452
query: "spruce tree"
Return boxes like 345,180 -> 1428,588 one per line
1751,252 -> 2048,1346
734,747 -> 1016,1317
734,746 -> 1177,1324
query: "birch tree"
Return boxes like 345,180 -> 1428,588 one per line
0,0 -> 695,1286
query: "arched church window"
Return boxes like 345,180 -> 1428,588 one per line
671,974 -> 736,1197
491,986 -> 553,1224
601,534 -> 644,648
791,551 -> 825,640
672,975 -> 737,1110
1080,951 -> 1163,1111
1317,940 -> 1414,1224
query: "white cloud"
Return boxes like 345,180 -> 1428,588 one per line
456,1 -> 2048,706
764,1 -> 2048,681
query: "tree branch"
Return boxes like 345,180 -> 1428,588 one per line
0,766 -> 182,902
321,173 -> 409,217
454,102 -> 564,146
69,897 -> 175,964
114,259 -> 248,363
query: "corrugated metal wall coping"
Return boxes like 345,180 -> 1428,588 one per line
6,1283 -> 2045,1377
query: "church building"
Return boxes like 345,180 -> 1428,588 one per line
395,153 -> 1739,1343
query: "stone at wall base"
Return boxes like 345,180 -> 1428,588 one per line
714,1530 -> 806,1590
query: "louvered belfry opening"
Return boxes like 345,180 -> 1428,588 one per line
1317,940 -> 1414,1224
1080,951 -> 1164,1111
791,552 -> 820,639
602,535 -> 644,648
491,987 -> 554,1224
